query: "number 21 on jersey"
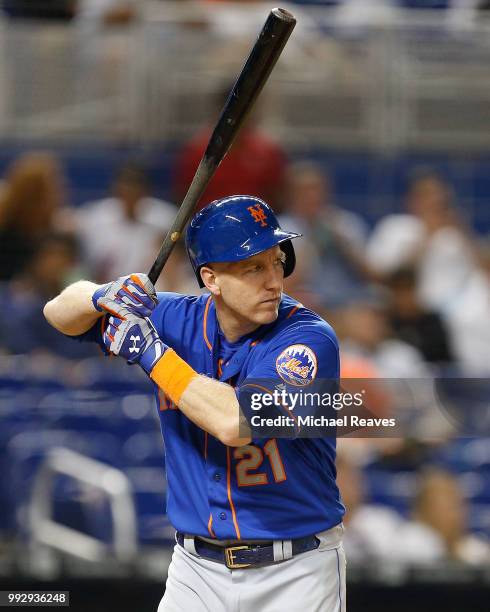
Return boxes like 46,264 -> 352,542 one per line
234,439 -> 286,487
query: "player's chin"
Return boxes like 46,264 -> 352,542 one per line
255,303 -> 279,324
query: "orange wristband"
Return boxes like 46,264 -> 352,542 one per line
150,349 -> 199,405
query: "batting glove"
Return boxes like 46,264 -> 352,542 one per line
92,273 -> 157,318
103,314 -> 167,375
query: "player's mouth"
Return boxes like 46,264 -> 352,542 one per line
260,297 -> 281,306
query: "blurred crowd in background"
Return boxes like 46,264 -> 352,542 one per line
2,0 -> 490,22
0,0 -> 489,588
1,147 -> 489,377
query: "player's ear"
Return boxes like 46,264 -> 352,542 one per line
200,265 -> 221,296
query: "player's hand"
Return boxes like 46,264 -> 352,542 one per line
92,273 -> 157,318
103,314 -> 167,375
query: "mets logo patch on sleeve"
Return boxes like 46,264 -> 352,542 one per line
276,344 -> 318,387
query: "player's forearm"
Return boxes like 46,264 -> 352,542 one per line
179,376 -> 251,447
99,303 -> 251,446
43,280 -> 103,336
149,351 -> 251,447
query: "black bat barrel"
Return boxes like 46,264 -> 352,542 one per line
148,8 -> 296,285
205,8 -> 296,166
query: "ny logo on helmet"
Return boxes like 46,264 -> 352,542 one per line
247,204 -> 268,228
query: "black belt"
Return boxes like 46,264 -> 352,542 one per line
176,532 -> 320,569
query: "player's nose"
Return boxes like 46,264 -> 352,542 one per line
263,262 -> 283,292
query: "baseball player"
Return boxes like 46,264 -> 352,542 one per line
44,195 -> 346,612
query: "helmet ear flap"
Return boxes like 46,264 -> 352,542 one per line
196,265 -> 206,288
280,240 -> 296,278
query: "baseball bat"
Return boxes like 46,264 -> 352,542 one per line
148,7 -> 296,285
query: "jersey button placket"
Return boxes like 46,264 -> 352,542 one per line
206,440 -> 230,538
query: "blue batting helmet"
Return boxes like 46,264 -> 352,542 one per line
185,195 -> 301,287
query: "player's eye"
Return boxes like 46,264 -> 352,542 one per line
250,265 -> 262,273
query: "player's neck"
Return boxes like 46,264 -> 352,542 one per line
215,302 -> 260,343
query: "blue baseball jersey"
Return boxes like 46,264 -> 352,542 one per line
81,292 -> 344,540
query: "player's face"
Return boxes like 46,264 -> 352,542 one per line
206,246 -> 285,329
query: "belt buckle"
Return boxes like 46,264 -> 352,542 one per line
225,545 -> 251,569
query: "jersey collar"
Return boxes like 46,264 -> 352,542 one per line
202,293 -> 302,380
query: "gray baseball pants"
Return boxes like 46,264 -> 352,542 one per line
158,524 -> 346,612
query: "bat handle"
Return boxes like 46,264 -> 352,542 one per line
148,159 -> 212,285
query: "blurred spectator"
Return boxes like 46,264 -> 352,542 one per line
339,289 -> 430,378
74,0 -> 141,108
337,292 -> 449,447
0,152 -> 70,282
334,0 -> 396,29
280,161 -> 372,309
393,468 -> 489,565
158,242 -> 200,295
197,0 -> 276,37
336,451 -> 403,564
76,0 -> 137,26
172,86 -> 288,212
76,162 -> 176,282
445,240 -> 490,375
0,233 -> 96,358
366,170 -> 482,316
199,0 -> 320,65
386,266 -> 454,366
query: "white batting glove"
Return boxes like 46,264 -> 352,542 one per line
93,273 -> 157,318
103,314 -> 167,374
